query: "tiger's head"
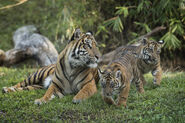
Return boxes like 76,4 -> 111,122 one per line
98,65 -> 124,97
69,28 -> 101,68
135,38 -> 164,65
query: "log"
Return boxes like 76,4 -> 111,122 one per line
0,25 -> 58,67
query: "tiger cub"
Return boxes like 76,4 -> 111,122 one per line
99,38 -> 164,86
98,39 -> 151,107
2,28 -> 101,105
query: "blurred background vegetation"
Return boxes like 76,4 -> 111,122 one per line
0,0 -> 184,70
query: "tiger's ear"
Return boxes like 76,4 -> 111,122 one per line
141,38 -> 149,45
115,70 -> 122,79
69,28 -> 82,43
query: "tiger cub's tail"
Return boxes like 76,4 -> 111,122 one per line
2,64 -> 55,93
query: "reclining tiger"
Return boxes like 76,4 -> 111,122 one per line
2,28 -> 101,105
99,38 -> 164,86
98,39 -> 164,107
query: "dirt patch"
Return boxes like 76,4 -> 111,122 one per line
58,110 -> 97,122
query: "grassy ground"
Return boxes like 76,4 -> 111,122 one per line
0,67 -> 184,122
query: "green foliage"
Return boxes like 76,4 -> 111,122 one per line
134,22 -> 151,33
99,0 -> 184,51
0,67 -> 184,121
161,32 -> 181,50
104,16 -> 123,32
115,7 -> 129,18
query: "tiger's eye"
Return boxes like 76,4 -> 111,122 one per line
101,82 -> 106,88
148,48 -> 153,52
114,81 -> 119,87
157,50 -> 161,54
110,81 -> 114,88
83,45 -> 87,49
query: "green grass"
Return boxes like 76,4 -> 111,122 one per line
0,67 -> 184,122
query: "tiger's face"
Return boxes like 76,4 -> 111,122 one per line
69,29 -> 101,68
98,66 -> 123,97
139,39 -> 164,65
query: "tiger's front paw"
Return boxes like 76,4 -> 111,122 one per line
2,87 -> 15,93
72,98 -> 82,104
117,102 -> 127,108
34,98 -> 46,105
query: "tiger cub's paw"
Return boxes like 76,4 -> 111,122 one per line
153,79 -> 160,86
117,102 -> 127,108
139,89 -> 145,94
2,87 -> 16,93
152,84 -> 160,89
34,98 -> 46,105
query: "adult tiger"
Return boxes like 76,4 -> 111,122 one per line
2,28 -> 101,105
99,38 -> 164,86
98,39 -> 164,107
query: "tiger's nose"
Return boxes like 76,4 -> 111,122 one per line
106,93 -> 111,96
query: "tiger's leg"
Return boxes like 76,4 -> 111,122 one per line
34,83 -> 64,105
117,83 -> 130,107
135,78 -> 145,93
72,79 -> 97,103
102,96 -> 115,105
152,66 -> 162,86
140,74 -> 147,86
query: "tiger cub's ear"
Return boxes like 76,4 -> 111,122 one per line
98,67 -> 103,76
69,28 -> 82,43
158,40 -> 164,47
98,68 -> 104,78
158,40 -> 164,44
115,70 -> 122,80
98,65 -> 107,77
86,31 -> 93,36
141,38 -> 149,45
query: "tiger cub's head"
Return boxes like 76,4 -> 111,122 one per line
69,28 -> 101,68
136,38 -> 164,65
98,65 -> 124,97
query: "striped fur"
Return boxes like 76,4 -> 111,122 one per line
100,38 -> 164,86
98,40 -> 154,107
2,64 -> 55,93
2,28 -> 101,105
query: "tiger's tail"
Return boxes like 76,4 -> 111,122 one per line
2,64 -> 55,93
